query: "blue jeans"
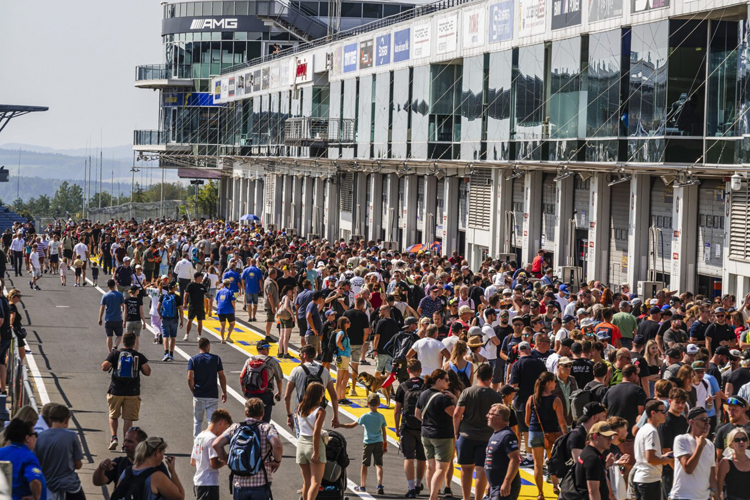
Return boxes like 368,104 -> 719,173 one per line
233,485 -> 271,500
193,397 -> 218,437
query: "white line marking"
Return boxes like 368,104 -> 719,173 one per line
25,352 -> 50,406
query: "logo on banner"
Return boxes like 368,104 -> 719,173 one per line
343,43 -> 358,73
376,33 -> 391,66
489,1 -> 514,42
463,9 -> 485,48
190,18 -> 238,29
360,39 -> 374,68
393,28 -> 410,62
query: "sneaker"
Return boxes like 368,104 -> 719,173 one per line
162,353 -> 170,362
520,457 -> 534,467
353,486 -> 366,493
338,398 -> 352,405
108,436 -> 118,451
226,338 -> 234,343
182,334 -> 189,341
153,338 -> 160,344
284,353 -> 293,359
359,360 -> 371,366
82,282 -> 87,286
405,490 -> 417,499
168,353 -> 174,361
377,486 -> 385,495
415,484 -> 424,494
443,488 -> 454,498
34,286 -> 40,291
28,282 -> 32,289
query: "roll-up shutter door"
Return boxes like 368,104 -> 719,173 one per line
512,178 -> 525,248
730,182 -> 750,261
574,176 -> 590,229
609,182 -> 630,288
649,179 -> 673,275
265,174 -> 276,214
697,180 -> 725,275
468,168 -> 492,230
541,174 -> 556,251
340,172 -> 353,213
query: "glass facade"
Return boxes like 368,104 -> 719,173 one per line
487,50 -> 513,161
460,55 -> 485,161
429,64 -> 463,159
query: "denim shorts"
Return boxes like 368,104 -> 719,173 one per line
528,431 -> 545,449
161,318 -> 178,338
245,293 -> 259,305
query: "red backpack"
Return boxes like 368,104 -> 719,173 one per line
241,357 -> 270,396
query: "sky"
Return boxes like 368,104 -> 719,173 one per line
0,0 -> 164,151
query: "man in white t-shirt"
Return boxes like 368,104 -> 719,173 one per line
73,240 -> 89,284
670,406 -> 717,500
191,409 -> 233,500
408,324 -> 450,376
632,400 -> 672,498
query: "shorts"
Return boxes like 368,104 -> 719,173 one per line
488,358 -> 504,385
528,431 -> 546,449
306,334 -> 321,352
63,249 -> 73,259
400,427 -> 426,461
488,478 -> 521,500
194,486 -> 220,500
105,321 -> 124,337
80,261 -> 87,270
125,321 -> 142,337
296,435 -> 328,465
161,318 -> 179,338
245,293 -> 259,305
350,344 -> 363,361
0,339 -> 11,365
49,255 -> 59,264
279,317 -> 294,328
32,269 -> 41,278
336,355 -> 351,372
206,288 -> 216,299
421,437 -> 454,463
362,442 -> 384,467
516,409 -> 529,433
188,308 -> 206,321
456,436 -> 488,466
106,394 -> 141,421
376,354 -> 393,374
218,313 -> 235,323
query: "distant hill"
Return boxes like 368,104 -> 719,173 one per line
0,176 -> 131,203
0,143 -> 134,159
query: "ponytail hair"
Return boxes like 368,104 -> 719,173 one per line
424,368 -> 448,387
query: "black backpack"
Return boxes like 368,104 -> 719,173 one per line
547,429 -> 577,478
329,329 -> 345,355
401,379 -> 426,430
110,467 -> 157,500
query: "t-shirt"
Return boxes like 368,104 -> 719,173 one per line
688,320 -> 710,342
290,362 -> 332,403
222,269 -> 241,293
480,324 -> 498,360
612,312 -> 638,340
185,282 -> 206,309
571,358 -> 595,387
663,328 -> 688,347
188,352 -> 224,399
358,411 -> 387,444
573,445 -> 609,500
713,421 -> 750,454
566,425 -> 588,455
727,367 -> 750,396
416,388 -> 454,439
509,356 -> 547,411
343,308 -> 369,345
457,386 -> 504,441
241,266 -> 263,294
394,377 -> 425,430
73,242 -> 88,259
484,427 -> 520,487
106,348 -> 148,396
671,434 -> 715,499
659,412 -> 688,452
215,288 -> 235,315
374,318 -> 399,351
35,427 -> 83,493
633,423 -> 663,483
705,322 -> 735,353
637,320 -> 661,341
191,430 -> 220,486
125,296 -> 142,322
602,382 -> 647,438
101,290 -> 125,322
411,338 -> 447,375
305,302 -> 322,336
0,442 -> 47,500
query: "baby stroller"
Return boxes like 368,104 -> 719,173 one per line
318,430 -> 350,500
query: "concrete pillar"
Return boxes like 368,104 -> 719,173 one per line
281,175 -> 294,230
553,176 -> 575,269
442,177 -> 459,256
246,179 -> 255,216
271,174 -> 283,228
586,173 -> 612,282
423,175 -> 438,246
313,177 -> 325,237
353,173 -> 368,238
384,174 -> 399,243
255,179 -> 264,222
670,184 -> 699,294
402,174 -> 418,247
324,179 -> 339,241
301,177 -> 314,237
218,177 -> 227,219
368,173 -> 383,241
291,176 -> 303,233
493,172 -> 513,256
232,178 -> 241,222
521,172 -> 542,265
627,174 -> 651,288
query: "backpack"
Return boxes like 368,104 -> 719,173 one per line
401,379 -> 426,430
546,430 -> 576,478
160,294 -> 177,319
570,383 -> 604,421
241,357 -> 271,396
329,329 -> 345,355
227,421 -> 271,478
449,362 -> 471,388
558,465 -> 584,500
110,466 -> 158,500
301,364 -> 325,391
114,351 -> 139,379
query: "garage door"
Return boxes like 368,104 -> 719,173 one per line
697,180 -> 725,276
609,182 -> 630,288
512,177 -> 525,248
542,174 -> 557,252
649,178 -> 673,278
574,175 -> 590,229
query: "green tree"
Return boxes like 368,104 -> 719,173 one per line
184,181 -> 218,217
51,181 -> 83,216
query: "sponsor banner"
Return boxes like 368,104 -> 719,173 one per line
437,14 -> 458,54
228,76 -> 235,97
163,92 -> 219,107
161,16 -> 266,35
178,168 -> 222,179
294,56 -> 312,84
393,28 -> 411,62
632,0 -> 669,12
280,62 -> 290,86
253,69 -> 261,92
344,42 -> 358,72
463,8 -> 485,49
213,80 -> 221,101
413,22 -> 431,58
333,45 -> 344,74
376,33 -> 391,66
589,0 -> 623,21
360,39 -> 374,68
244,72 -> 253,93
489,0 -> 514,42
220,79 -> 229,99
551,0 -> 581,29
236,75 -> 245,97
518,0 -> 546,37
261,67 -> 269,90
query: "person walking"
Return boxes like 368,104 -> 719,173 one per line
716,427 -> 750,500
295,383 -> 328,500
343,296 -> 372,393
264,268 -> 280,342
632,399 -> 672,499
101,333 -> 151,451
93,427 -> 156,490
190,409 -> 233,500
284,345 -> 340,433
10,232 -> 24,277
571,422 -> 618,500
174,252 -> 195,299
485,403 -> 521,500
158,282 -> 184,361
113,437 -> 184,500
99,279 -> 126,352
187,338 -> 228,438
215,278 -> 236,344
114,257 -> 134,294
33,404 -> 85,500
28,243 -> 41,291
670,407 -> 717,500
241,257 -> 263,322
394,359 -> 427,498
240,339 -> 283,423
73,238 -> 89,284
184,272 -> 207,341
124,285 -> 146,352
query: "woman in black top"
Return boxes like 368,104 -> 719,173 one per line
7,289 -> 24,359
717,427 -> 750,500
525,371 -> 566,500
416,369 -> 457,500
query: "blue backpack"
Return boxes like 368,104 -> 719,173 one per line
160,294 -> 177,319
227,422 -> 270,479
114,351 -> 138,379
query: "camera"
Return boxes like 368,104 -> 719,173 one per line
731,173 -> 743,191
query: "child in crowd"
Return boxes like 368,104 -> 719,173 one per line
59,258 -> 67,287
90,260 -> 99,287
73,258 -> 83,287
336,393 -> 387,494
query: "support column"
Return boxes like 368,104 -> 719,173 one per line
442,177 -> 459,256
627,174 -> 651,288
271,174 -> 283,228
240,178 -> 248,219
324,179 -> 339,241
492,171 -> 512,257
313,177 -> 325,237
353,173 -> 368,238
232,177 -> 241,222
368,173 -> 383,241
586,173 -> 612,282
281,175 -> 294,230
423,175 -> 438,246
521,172 -> 542,265
246,179 -> 256,217
670,184 -> 699,294
292,176 -> 303,233
219,177 -> 227,219
255,179 -> 264,222
553,176 -> 575,270
301,176 -> 314,237
384,174 -> 399,243
402,174 -> 418,247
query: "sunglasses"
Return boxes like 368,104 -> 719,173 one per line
692,417 -> 710,423
727,397 -> 746,407
735,437 -> 749,443
29,432 -> 38,438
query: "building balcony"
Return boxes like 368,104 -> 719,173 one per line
133,130 -> 192,152
284,117 -> 356,146
135,65 -> 193,89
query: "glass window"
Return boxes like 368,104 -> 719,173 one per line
460,55 -> 484,160
319,3 -> 329,16
301,2 -> 318,15
247,1 -> 255,14
212,32 -> 221,41
514,44 -> 545,140
587,29 -> 625,138
363,3 -> 383,18
202,1 -> 212,15
224,1 -> 235,15
549,37 -> 582,139
487,50 -> 513,160
666,20 -> 707,137
384,4 -> 400,16
628,21 -> 669,138
341,2 -> 362,17
177,3 -> 185,16
194,1 -> 203,15
213,2 -> 222,15
186,2 -> 195,16
222,31 -> 233,40
236,1 -> 248,15
235,31 -> 247,40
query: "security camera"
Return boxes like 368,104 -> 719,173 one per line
732,173 -> 743,191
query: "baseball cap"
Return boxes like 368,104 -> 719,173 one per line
649,306 -> 662,315
404,317 -> 418,326
502,288 -> 512,295
691,361 -> 706,371
468,326 -> 483,337
588,422 -> 617,438
715,307 -> 726,314
500,384 -> 518,397
559,284 -> 569,294
579,402 -> 607,423
563,315 -> 576,323
686,344 -> 699,355
731,349 -> 742,359
256,340 -> 270,350
715,346 -> 732,357
687,406 -> 708,420
666,348 -> 682,359
123,256 -> 131,262
633,335 -> 647,346
518,341 -> 531,350
561,338 -> 575,348
726,396 -> 748,408
325,310 -> 336,317
580,318 -> 595,328
576,308 -> 589,316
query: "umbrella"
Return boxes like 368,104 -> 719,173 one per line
429,241 -> 442,252
406,243 -> 426,253
240,214 -> 260,222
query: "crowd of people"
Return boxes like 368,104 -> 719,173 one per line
3,217 -> 750,500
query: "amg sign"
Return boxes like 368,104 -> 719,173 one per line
190,18 -> 238,29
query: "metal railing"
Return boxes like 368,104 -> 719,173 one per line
257,0 -> 328,41
8,334 -> 37,416
221,0 -> 475,75
135,64 -> 192,81
284,117 -> 356,144
134,130 -> 167,146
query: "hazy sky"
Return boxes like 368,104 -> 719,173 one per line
0,0 -> 164,150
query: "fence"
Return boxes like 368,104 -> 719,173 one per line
7,333 -> 37,416
86,200 -> 185,222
